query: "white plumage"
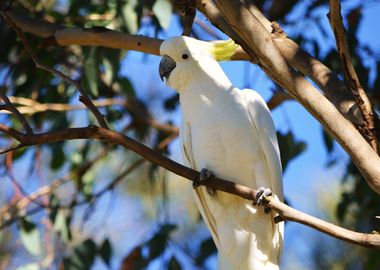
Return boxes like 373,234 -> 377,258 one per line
159,36 -> 284,270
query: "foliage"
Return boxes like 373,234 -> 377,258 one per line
0,0 -> 379,269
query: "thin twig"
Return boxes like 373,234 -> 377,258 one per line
0,96 -> 179,134
329,0 -> 378,152
0,178 -> 70,230
0,131 -> 178,229
0,11 -> 109,129
182,0 -> 196,36
0,124 -> 379,248
205,0 -> 380,195
0,86 -> 33,134
266,90 -> 292,110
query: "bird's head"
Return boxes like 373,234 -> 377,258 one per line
159,36 -> 238,91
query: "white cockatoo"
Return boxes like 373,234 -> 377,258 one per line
159,36 -> 284,270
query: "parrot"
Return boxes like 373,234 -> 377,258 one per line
159,36 -> 284,270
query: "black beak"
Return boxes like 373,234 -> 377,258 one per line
159,56 -> 176,81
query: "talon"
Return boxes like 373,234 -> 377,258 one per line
206,187 -> 216,196
193,169 -> 216,196
255,187 -> 272,207
264,206 -> 271,214
192,181 -> 200,189
200,168 -> 214,185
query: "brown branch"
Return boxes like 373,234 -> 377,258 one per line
0,178 -> 69,230
4,5 -> 365,126
92,131 -> 176,199
7,5 -> 362,124
329,0 -> 378,152
181,0 -> 196,36
3,5 -> 380,193
0,97 -> 127,114
196,0 -> 363,125
1,11 -> 109,129
0,131 -> 178,229
266,91 -> 292,111
2,5 -> 380,246
0,124 -> 24,141
0,125 -> 379,248
207,0 -> 380,195
0,96 -> 179,135
0,86 -> 33,134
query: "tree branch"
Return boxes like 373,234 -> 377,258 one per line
329,0 -> 378,152
211,0 -> 380,195
1,10 -> 109,129
4,6 -> 365,127
0,125 -> 379,248
0,96 -> 179,134
0,130 -> 177,229
0,86 -> 33,134
196,0 -> 364,125
266,90 -> 292,110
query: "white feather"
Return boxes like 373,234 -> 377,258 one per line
161,36 -> 284,270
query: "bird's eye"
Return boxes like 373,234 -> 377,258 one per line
181,53 -> 189,60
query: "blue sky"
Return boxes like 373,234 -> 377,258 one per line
122,1 -> 380,268
1,1 -> 379,269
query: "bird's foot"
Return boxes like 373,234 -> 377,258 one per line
193,168 -> 216,196
254,187 -> 272,213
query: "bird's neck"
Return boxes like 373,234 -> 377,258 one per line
179,68 -> 234,112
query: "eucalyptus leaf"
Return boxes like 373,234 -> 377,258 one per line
152,0 -> 172,29
53,210 -> 72,242
102,57 -> 114,86
83,47 -> 99,97
168,256 -> 182,270
19,219 -> 42,256
122,0 -> 139,34
98,238 -> 112,266
63,239 -> 97,270
195,237 -> 217,266
147,224 -> 176,261
16,263 -> 40,270
322,128 -> 334,154
277,131 -> 306,171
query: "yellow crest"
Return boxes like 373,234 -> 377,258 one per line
208,39 -> 239,61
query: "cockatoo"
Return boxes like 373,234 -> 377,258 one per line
159,36 -> 284,270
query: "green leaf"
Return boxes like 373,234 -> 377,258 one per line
101,57 -> 114,87
147,224 -> 176,261
48,193 -> 59,224
322,128 -> 334,154
122,0 -> 139,34
152,0 -> 172,29
50,145 -> 65,170
277,131 -> 306,171
83,47 -> 99,97
98,238 -> 112,266
16,263 -> 40,270
19,219 -> 42,256
53,210 -> 72,242
164,93 -> 179,112
168,256 -> 182,270
119,77 -> 135,96
63,239 -> 97,270
195,237 -> 217,266
122,246 -> 146,270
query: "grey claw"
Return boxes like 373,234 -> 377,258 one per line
200,168 -> 214,185
206,187 -> 216,196
193,169 -> 216,196
255,187 -> 272,207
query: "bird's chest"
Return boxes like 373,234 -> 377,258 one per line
181,98 -> 260,180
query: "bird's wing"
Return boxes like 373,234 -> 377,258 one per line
242,89 -> 284,201
180,120 -> 220,248
242,89 -> 284,260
